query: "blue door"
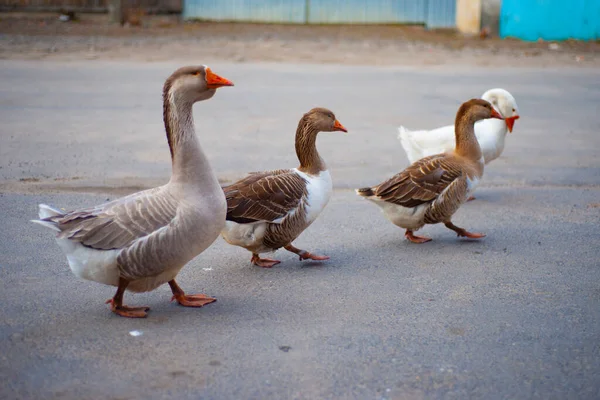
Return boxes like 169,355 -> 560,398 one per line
500,0 -> 600,41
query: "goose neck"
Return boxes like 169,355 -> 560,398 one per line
295,120 -> 324,175
163,92 -> 213,185
454,112 -> 483,161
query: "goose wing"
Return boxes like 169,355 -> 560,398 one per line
224,169 -> 308,224
45,187 -> 178,251
372,155 -> 464,207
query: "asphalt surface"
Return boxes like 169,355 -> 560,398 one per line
1,61 -> 599,399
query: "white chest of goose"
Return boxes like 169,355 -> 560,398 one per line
32,65 -> 234,318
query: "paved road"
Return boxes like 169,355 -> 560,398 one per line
1,61 -> 599,399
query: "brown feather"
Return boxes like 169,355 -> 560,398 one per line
369,154 -> 464,209
224,170 -> 308,224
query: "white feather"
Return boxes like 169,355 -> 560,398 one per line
294,168 -> 332,225
221,220 -> 269,253
37,203 -> 63,219
55,237 -> 121,285
466,175 -> 480,196
30,219 -> 61,232
359,193 -> 428,230
31,204 -> 64,232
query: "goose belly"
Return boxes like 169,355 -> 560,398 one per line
221,221 -> 270,253
56,238 -> 120,286
56,238 -> 178,292
371,200 -> 428,230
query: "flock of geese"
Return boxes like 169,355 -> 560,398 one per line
32,65 -> 520,318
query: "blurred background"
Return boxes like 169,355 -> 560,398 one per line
0,0 -> 598,65
1,0 -> 599,41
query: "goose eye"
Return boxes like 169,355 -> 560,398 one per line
192,71 -> 201,76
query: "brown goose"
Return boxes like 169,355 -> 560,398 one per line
31,65 -> 234,318
221,107 -> 347,267
356,98 -> 503,243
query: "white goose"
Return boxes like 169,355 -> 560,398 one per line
398,88 -> 520,165
32,65 -> 234,318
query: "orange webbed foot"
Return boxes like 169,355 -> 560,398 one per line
251,254 -> 281,268
171,293 -> 217,307
284,244 -> 329,262
105,299 -> 149,318
405,230 -> 432,244
444,221 -> 485,240
457,230 -> 486,239
298,252 -> 330,261
466,196 -> 476,202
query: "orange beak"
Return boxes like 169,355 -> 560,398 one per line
490,108 -> 504,120
205,67 -> 234,89
333,119 -> 348,133
505,115 -> 520,133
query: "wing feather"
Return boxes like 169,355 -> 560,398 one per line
44,188 -> 178,251
224,170 -> 308,224
371,155 -> 464,208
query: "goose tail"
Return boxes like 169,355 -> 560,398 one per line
355,187 -> 375,197
31,204 -> 64,232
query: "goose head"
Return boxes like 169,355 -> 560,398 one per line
481,88 -> 520,132
459,98 -> 504,123
303,107 -> 347,133
164,65 -> 234,103
454,99 -> 503,160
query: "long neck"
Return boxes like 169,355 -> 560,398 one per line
295,118 -> 325,175
454,111 -> 483,161
163,91 -> 215,185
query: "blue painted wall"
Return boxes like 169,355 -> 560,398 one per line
184,0 -> 306,24
307,0 -> 427,25
183,0 -> 456,29
426,0 -> 457,29
500,0 -> 600,41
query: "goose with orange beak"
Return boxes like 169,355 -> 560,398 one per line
358,99 -> 503,243
32,65 -> 234,318
398,88 -> 520,165
221,107 -> 347,268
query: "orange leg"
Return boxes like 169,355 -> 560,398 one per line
444,221 -> 486,239
105,277 -> 149,318
467,196 -> 476,202
169,280 -> 216,307
284,244 -> 330,261
251,253 -> 281,268
405,230 -> 432,244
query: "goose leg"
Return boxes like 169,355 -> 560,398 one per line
284,244 -> 330,261
251,253 -> 281,268
169,280 -> 216,307
444,221 -> 486,239
105,277 -> 150,318
405,229 -> 432,244
467,196 -> 476,202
